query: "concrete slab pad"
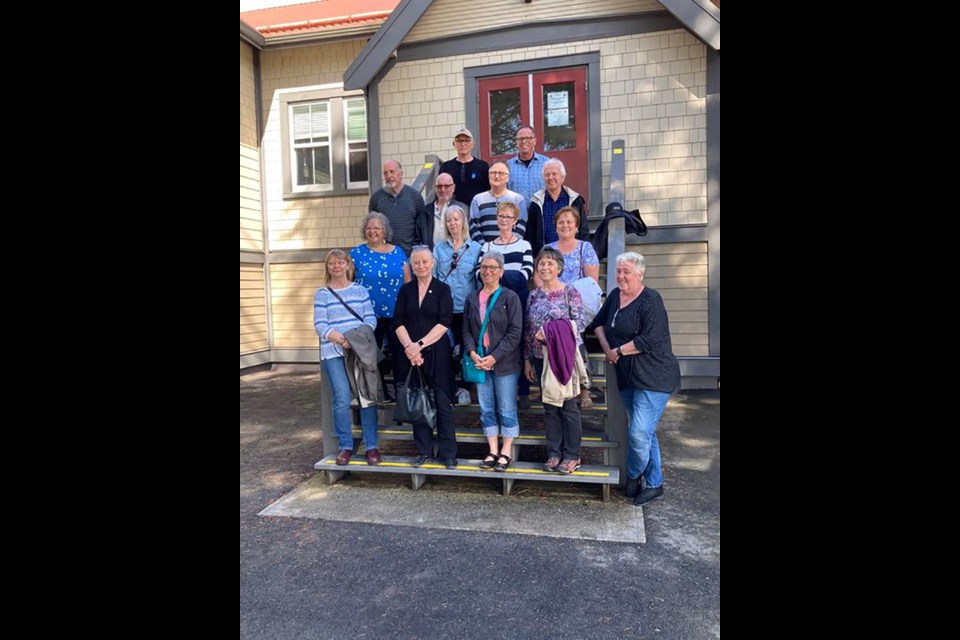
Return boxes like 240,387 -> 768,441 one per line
259,473 -> 645,544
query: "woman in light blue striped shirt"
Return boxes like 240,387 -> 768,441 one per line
314,249 -> 380,466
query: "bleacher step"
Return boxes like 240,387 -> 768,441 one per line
350,425 -> 618,448
315,455 -> 619,485
371,401 -> 608,412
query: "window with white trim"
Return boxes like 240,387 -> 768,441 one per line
281,88 -> 368,198
344,98 -> 368,188
292,102 -> 332,191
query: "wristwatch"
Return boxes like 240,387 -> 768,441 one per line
616,346 -> 623,357
417,339 -> 424,347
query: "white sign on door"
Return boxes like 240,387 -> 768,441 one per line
547,108 -> 569,127
546,91 -> 568,110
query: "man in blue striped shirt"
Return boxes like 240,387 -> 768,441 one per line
469,162 -> 526,244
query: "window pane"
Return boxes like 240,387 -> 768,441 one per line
293,103 -> 329,144
296,146 -> 331,186
490,88 -> 521,155
348,146 -> 368,183
542,82 -> 576,151
346,99 -> 366,141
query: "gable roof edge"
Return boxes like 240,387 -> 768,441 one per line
241,19 -> 266,49
658,0 -> 719,50
343,0 -> 434,90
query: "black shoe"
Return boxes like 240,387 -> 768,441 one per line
633,485 -> 664,506
624,477 -> 641,498
412,454 -> 431,467
444,458 -> 458,469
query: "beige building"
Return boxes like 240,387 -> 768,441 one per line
240,1 -> 400,368
240,0 -> 720,385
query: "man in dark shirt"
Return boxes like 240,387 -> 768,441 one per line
368,159 -> 424,257
439,128 -> 489,209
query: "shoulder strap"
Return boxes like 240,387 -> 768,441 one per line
477,287 -> 503,347
327,287 -> 364,323
445,242 -> 469,277
578,241 -> 585,278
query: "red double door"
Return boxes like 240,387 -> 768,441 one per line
478,67 -> 589,205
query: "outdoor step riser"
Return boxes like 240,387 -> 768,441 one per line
315,456 -> 619,485
360,403 -> 608,413
348,428 -> 618,448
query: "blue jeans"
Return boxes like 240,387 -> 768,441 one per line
322,357 -> 379,452
500,271 -> 531,398
477,370 -> 521,438
620,387 -> 671,487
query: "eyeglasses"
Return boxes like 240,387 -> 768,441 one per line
454,138 -> 472,143
435,184 -> 453,188
516,136 -> 535,142
411,244 -> 431,252
479,265 -> 502,271
489,171 -> 508,177
496,214 -> 516,220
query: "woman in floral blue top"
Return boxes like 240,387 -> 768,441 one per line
545,206 -> 600,285
350,211 -> 411,399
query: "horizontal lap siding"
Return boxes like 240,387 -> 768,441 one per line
271,262 -> 325,348
241,41 -> 262,251
240,145 -> 262,251
406,0 -> 661,42
240,265 -> 268,353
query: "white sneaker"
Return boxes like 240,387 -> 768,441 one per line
456,388 -> 472,405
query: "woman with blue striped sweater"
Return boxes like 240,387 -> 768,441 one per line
313,249 -> 381,466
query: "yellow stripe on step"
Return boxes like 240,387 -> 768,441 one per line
320,459 -> 610,477
356,429 -> 603,442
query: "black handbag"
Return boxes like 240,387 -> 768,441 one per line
394,366 -> 437,429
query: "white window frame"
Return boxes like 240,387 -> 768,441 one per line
290,101 -> 333,194
343,97 -> 368,190
280,85 -> 369,200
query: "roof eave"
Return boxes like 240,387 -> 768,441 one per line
342,0 -> 719,91
259,24 -> 385,48
240,19 -> 265,49
658,0 -> 719,51
343,0 -> 434,90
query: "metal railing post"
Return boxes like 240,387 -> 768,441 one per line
605,140 -> 628,487
318,345 -> 346,483
411,154 -> 442,202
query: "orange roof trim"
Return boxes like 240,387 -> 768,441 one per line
241,0 -> 400,37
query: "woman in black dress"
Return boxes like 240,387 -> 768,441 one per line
393,246 -> 458,468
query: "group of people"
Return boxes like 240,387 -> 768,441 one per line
313,126 -> 679,507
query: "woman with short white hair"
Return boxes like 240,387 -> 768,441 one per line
393,246 -> 458,469
589,252 -> 680,506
